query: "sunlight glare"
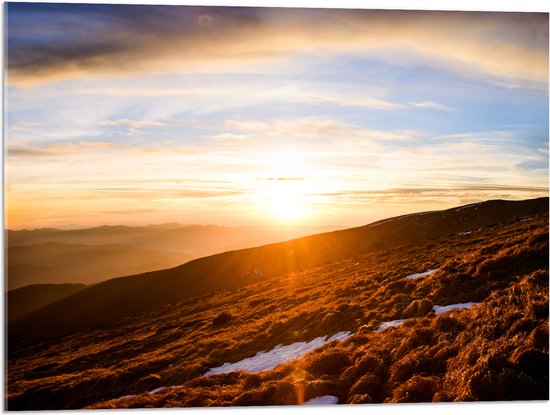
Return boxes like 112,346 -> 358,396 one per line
259,148 -> 312,222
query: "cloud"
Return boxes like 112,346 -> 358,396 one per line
516,159 -> 549,171
6,142 -> 197,158
224,117 -> 418,142
411,101 -> 453,111
6,5 -> 548,86
212,133 -> 251,142
102,208 -> 156,215
7,144 -> 78,157
224,120 -> 268,132
306,95 -> 453,112
100,119 -> 166,128
307,95 -> 404,110
311,185 -> 549,208
9,122 -> 52,131
318,185 -> 549,197
257,177 -> 307,181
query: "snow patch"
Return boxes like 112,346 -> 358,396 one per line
433,302 -> 480,315
114,395 -> 135,401
406,268 -> 438,280
304,395 -> 339,405
148,386 -> 172,394
454,202 -> 482,212
204,331 -> 352,376
376,319 -> 409,332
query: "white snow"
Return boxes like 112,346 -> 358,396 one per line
374,302 -> 481,332
433,302 -> 480,315
406,268 -> 438,280
114,395 -> 135,401
304,395 -> 339,405
148,386 -> 171,394
454,202 -> 482,212
204,331 -> 352,376
375,319 -> 409,332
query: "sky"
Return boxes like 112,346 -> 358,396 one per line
4,1 -> 549,230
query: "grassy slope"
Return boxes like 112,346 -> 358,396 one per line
8,197 -> 548,347
6,210 -> 548,409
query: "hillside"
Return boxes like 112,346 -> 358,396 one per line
7,284 -> 87,322
8,197 -> 548,348
6,203 -> 548,409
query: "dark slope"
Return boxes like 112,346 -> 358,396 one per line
7,284 -> 87,322
8,197 -> 548,348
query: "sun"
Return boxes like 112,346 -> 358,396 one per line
265,186 -> 309,221
257,148 -> 312,223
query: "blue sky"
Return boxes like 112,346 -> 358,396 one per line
4,2 -> 549,229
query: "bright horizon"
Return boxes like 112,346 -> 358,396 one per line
4,3 -> 549,230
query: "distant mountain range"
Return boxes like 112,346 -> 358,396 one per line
5,223 -> 343,290
8,197 -> 548,348
6,243 -> 191,290
6,223 -> 343,255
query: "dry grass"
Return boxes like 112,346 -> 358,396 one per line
6,213 -> 548,409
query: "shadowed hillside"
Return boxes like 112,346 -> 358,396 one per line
6,202 -> 548,409
7,284 -> 87,322
8,197 -> 548,348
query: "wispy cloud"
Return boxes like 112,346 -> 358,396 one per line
257,177 -> 307,181
307,95 -> 404,110
102,208 -> 157,215
308,95 -> 453,112
7,142 -> 198,158
7,144 -> 78,157
224,118 -> 419,142
410,101 -> 453,111
317,185 -> 549,197
100,119 -> 166,128
212,133 -> 251,142
6,5 -> 548,87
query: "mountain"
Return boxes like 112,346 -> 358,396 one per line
5,223 -> 343,257
7,284 -> 87,322
6,198 -> 548,409
8,197 -> 548,348
6,243 -> 193,290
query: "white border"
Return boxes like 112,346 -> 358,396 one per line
1,1 -> 549,414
